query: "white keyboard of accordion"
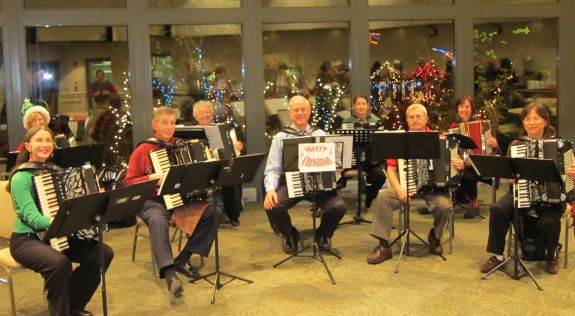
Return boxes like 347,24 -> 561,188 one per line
398,159 -> 417,195
35,174 -> 60,217
150,149 -> 171,174
511,144 -> 530,207
163,193 -> 184,210
564,149 -> 574,193
50,237 -> 69,252
286,171 -> 304,198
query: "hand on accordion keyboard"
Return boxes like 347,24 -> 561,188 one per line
567,165 -> 575,180
487,136 -> 498,148
451,157 -> 464,171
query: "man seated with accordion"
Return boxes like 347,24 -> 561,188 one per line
367,103 -> 465,264
124,106 -> 217,297
8,126 -> 113,316
481,102 -> 575,275
263,95 -> 347,254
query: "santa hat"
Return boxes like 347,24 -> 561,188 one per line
23,105 -> 51,129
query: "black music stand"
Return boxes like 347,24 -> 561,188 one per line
45,180 -> 156,316
174,126 -> 207,140
273,139 -> 341,285
188,156 -> 264,304
334,129 -> 376,226
51,144 -> 105,168
469,155 -> 563,291
372,131 -> 445,273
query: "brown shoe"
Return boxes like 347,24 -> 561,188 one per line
428,228 -> 443,255
367,245 -> 392,264
480,256 -> 504,273
545,246 -> 561,275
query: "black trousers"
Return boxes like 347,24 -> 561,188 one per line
221,184 -> 243,222
265,184 -> 347,239
486,192 -> 563,256
10,233 -> 114,316
457,167 -> 481,200
363,163 -> 386,208
139,199 -> 216,277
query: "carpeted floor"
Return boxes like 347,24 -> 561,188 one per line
2,183 -> 575,315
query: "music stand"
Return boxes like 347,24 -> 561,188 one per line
46,180 -> 156,316
469,155 -> 563,291
189,156 -> 264,304
371,131 -> 445,273
174,126 -> 207,140
51,144 -> 105,168
334,129 -> 376,226
273,139 -> 341,285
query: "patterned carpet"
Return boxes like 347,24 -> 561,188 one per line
2,184 -> 575,315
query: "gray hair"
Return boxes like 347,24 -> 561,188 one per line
192,100 -> 214,117
406,103 -> 427,116
288,95 -> 311,110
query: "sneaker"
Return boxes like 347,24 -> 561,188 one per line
480,256 -> 504,273
545,245 -> 561,275
167,276 -> 184,297
428,228 -> 443,255
367,245 -> 392,264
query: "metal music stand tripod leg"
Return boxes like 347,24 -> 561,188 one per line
192,190 -> 253,304
339,148 -> 372,227
481,187 -> 543,291
273,174 -> 340,285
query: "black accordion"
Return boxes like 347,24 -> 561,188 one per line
33,164 -> 100,251
398,137 -> 460,195
511,138 -> 574,207
285,171 -> 337,199
150,140 -> 218,209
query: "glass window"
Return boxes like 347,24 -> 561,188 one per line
474,0 -> 556,4
149,24 -> 245,147
26,25 -> 131,167
262,0 -> 348,8
369,20 -> 455,131
0,31 -> 7,160
263,22 -> 350,141
369,0 -> 452,5
24,0 -> 126,9
149,0 -> 240,8
473,18 -> 558,142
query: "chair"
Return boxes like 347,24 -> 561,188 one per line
0,180 -> 24,316
563,204 -> 573,268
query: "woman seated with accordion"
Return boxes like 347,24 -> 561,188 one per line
480,102 -> 575,275
449,95 -> 499,218
7,126 -> 113,316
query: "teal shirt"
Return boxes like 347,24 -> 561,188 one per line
10,170 -> 51,234
342,114 -> 380,124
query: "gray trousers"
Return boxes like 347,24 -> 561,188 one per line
139,199 -> 217,277
370,188 -> 451,242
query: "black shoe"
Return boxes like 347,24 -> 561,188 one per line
283,227 -> 300,254
428,228 -> 443,255
230,219 -> 240,226
417,207 -> 431,215
175,262 -> 200,279
71,309 -> 93,316
315,230 -> 331,252
167,276 -> 184,297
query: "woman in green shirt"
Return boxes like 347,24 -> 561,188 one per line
7,125 -> 113,316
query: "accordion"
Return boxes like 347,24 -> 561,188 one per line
511,138 -> 574,207
150,140 -> 218,209
33,165 -> 100,251
398,137 -> 460,195
451,120 -> 494,156
285,171 -> 337,199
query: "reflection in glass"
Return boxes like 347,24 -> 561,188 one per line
474,0 -> 556,4
262,0 -> 348,7
25,0 -> 126,9
26,25 -> 132,166
149,0 -> 240,8
473,18 -> 558,138
149,24 -> 245,146
263,22 -> 350,140
369,21 -> 454,131
369,0 -> 452,5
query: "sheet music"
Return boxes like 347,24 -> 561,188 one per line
202,125 -> 225,149
319,135 -> 353,169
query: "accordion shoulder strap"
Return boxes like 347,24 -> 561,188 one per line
12,161 -> 60,175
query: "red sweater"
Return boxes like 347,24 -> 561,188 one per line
124,138 -> 176,187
